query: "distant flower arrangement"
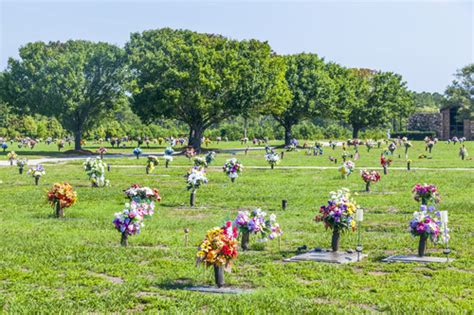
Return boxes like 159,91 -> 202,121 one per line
360,170 -> 380,192
194,156 -> 208,168
205,151 -> 216,165
265,152 -> 280,169
186,167 -> 208,191
412,184 -> 440,205
339,160 -> 355,178
146,156 -> 159,174
234,208 -> 283,241
47,182 -> 77,217
223,158 -> 243,182
83,157 -> 109,187
133,147 -> 142,159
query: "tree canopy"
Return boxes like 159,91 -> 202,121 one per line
345,69 -> 413,138
444,63 -> 474,120
126,28 -> 289,150
2,40 -> 128,150
272,53 -> 337,145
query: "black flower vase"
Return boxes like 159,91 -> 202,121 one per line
271,164 -> 274,170
34,176 -> 39,186
19,168 -> 23,175
331,228 -> 340,252
213,265 -> 225,288
190,190 -> 196,207
231,177 -> 235,183
418,234 -> 428,257
146,166 -> 149,174
383,165 -> 387,175
121,232 -> 128,247
421,198 -> 427,206
165,160 -> 169,168
241,231 -> 250,250
407,162 -> 411,171
55,202 -> 64,218
365,181 -> 371,192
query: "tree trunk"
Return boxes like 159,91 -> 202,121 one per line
352,126 -> 360,139
284,125 -> 292,146
244,117 -> 248,139
74,130 -> 82,151
188,126 -> 204,153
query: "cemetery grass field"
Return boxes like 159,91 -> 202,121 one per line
0,141 -> 473,313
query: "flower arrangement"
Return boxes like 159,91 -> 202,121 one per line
1,142 -> 8,152
315,189 -> 358,232
223,158 -> 243,182
315,189 -> 359,252
186,167 -> 208,191
205,151 -> 216,165
380,154 -> 392,175
57,140 -> 64,151
409,205 -> 445,257
360,169 -> 381,192
339,160 -> 355,179
426,140 -> 435,153
196,221 -> 238,269
146,156 -> 159,174
96,147 -> 107,159
234,209 -> 283,250
365,140 -> 374,152
113,204 -> 145,246
186,167 -> 208,206
265,152 -> 280,169
27,164 -> 46,185
409,205 -> 441,242
124,184 -> 161,204
47,182 -> 77,217
133,147 -> 142,159
403,140 -> 412,154
412,184 -> 440,205
164,146 -> 174,156
7,151 -> 17,165
193,156 -> 208,168
185,147 -> 195,160
83,157 -> 109,187
17,158 -> 28,174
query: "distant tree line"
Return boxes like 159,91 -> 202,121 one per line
0,28 -> 470,150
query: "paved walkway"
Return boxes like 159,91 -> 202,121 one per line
0,154 -> 472,172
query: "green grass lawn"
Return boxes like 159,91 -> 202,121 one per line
0,141 -> 473,313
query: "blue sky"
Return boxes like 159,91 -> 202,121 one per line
0,0 -> 472,93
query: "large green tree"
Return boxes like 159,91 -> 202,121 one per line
346,69 -> 413,138
272,53 -> 337,145
444,64 -> 474,119
126,28 -> 289,151
2,40 -> 128,150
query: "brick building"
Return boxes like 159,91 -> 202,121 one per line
440,106 -> 474,140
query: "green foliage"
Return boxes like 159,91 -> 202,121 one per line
347,69 -> 414,138
413,92 -> 445,112
3,40 -> 128,149
444,64 -> 474,120
272,53 -> 338,144
127,28 -> 288,150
